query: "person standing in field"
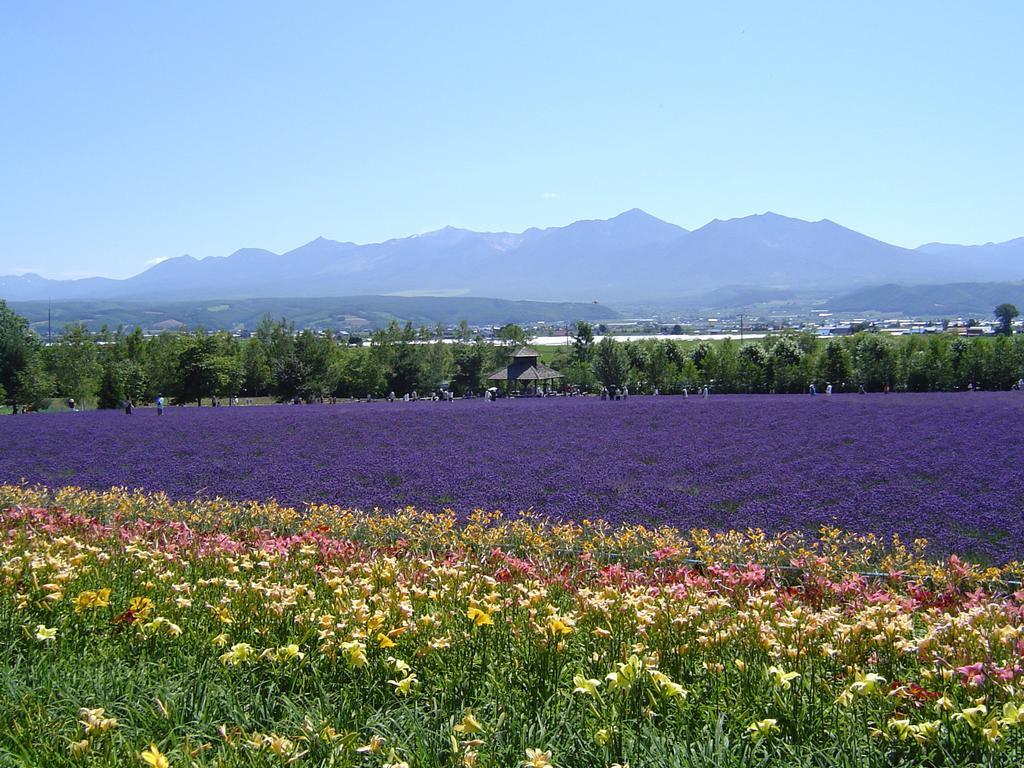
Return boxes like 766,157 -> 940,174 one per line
156,395 -> 165,415
702,386 -> 709,399
826,383 -> 833,396
124,398 -> 133,415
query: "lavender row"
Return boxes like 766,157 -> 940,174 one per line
1,392 -> 1021,561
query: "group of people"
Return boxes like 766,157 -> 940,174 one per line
118,395 -> 165,415
384,389 -> 457,402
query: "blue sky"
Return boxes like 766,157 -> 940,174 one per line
1,2 -> 1021,278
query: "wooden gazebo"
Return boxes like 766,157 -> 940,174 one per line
486,346 -> 563,394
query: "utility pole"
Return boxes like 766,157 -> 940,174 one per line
47,299 -> 52,346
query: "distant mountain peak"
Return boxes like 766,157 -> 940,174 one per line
613,207 -> 657,219
2,210 -> 1023,304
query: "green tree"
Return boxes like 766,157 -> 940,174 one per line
451,340 -> 492,395
995,303 -> 1019,336
14,357 -> 53,410
174,334 -> 219,406
0,300 -> 42,408
690,341 -> 712,376
593,337 -> 630,389
988,335 -> 1018,389
144,333 -> 181,402
212,356 -> 244,399
46,324 -> 101,405
559,321 -> 596,391
702,338 -> 737,392
294,330 -> 334,396
738,343 -> 769,393
96,356 -> 125,409
332,347 -> 387,398
768,336 -> 804,393
822,339 -> 853,390
853,334 -> 897,391
642,339 -> 674,393
421,335 -> 454,391
240,341 -> 272,396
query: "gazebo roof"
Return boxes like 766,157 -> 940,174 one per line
487,361 -> 563,381
511,346 -> 541,359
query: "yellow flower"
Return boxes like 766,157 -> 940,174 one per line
79,707 -> 118,734
356,735 -> 385,754
389,672 -> 418,696
1002,702 -> 1024,726
572,673 -> 602,696
218,642 -> 254,666
650,670 -> 687,700
523,747 -> 553,768
128,596 -> 155,618
377,633 -> 397,649
467,606 -> 493,627
34,624 -> 57,642
982,718 -> 1002,744
888,718 -> 913,741
955,704 -> 988,730
341,639 -> 368,668
267,735 -> 294,756
913,720 -> 942,745
767,665 -> 800,690
140,743 -> 169,768
594,727 -> 612,746
605,655 -> 642,693
546,614 -> 574,636
73,589 -> 112,613
747,718 -> 780,741
389,656 -> 411,674
275,643 -> 304,662
454,712 -> 484,734
69,739 -> 90,757
212,605 -> 233,624
850,671 -> 886,696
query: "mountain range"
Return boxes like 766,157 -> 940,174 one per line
3,210 -> 1023,303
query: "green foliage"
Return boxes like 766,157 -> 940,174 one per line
43,323 -> 101,404
0,299 -> 42,406
593,337 -> 630,389
496,323 -> 529,348
822,339 -> 853,389
4,297 -> 1024,408
13,356 -> 53,410
994,303 -> 1019,336
451,341 -> 492,395
174,334 -> 220,406
854,334 -> 897,391
768,336 -> 805,393
333,347 -> 387,398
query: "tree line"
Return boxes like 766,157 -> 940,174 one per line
1,301 -> 1022,410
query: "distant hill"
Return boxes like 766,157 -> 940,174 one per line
2,209 -> 1022,303
9,296 -> 618,334
828,281 -> 1024,316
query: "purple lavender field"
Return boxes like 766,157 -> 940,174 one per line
2,393 -> 1022,560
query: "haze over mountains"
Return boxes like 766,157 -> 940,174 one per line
3,210 -> 1023,304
